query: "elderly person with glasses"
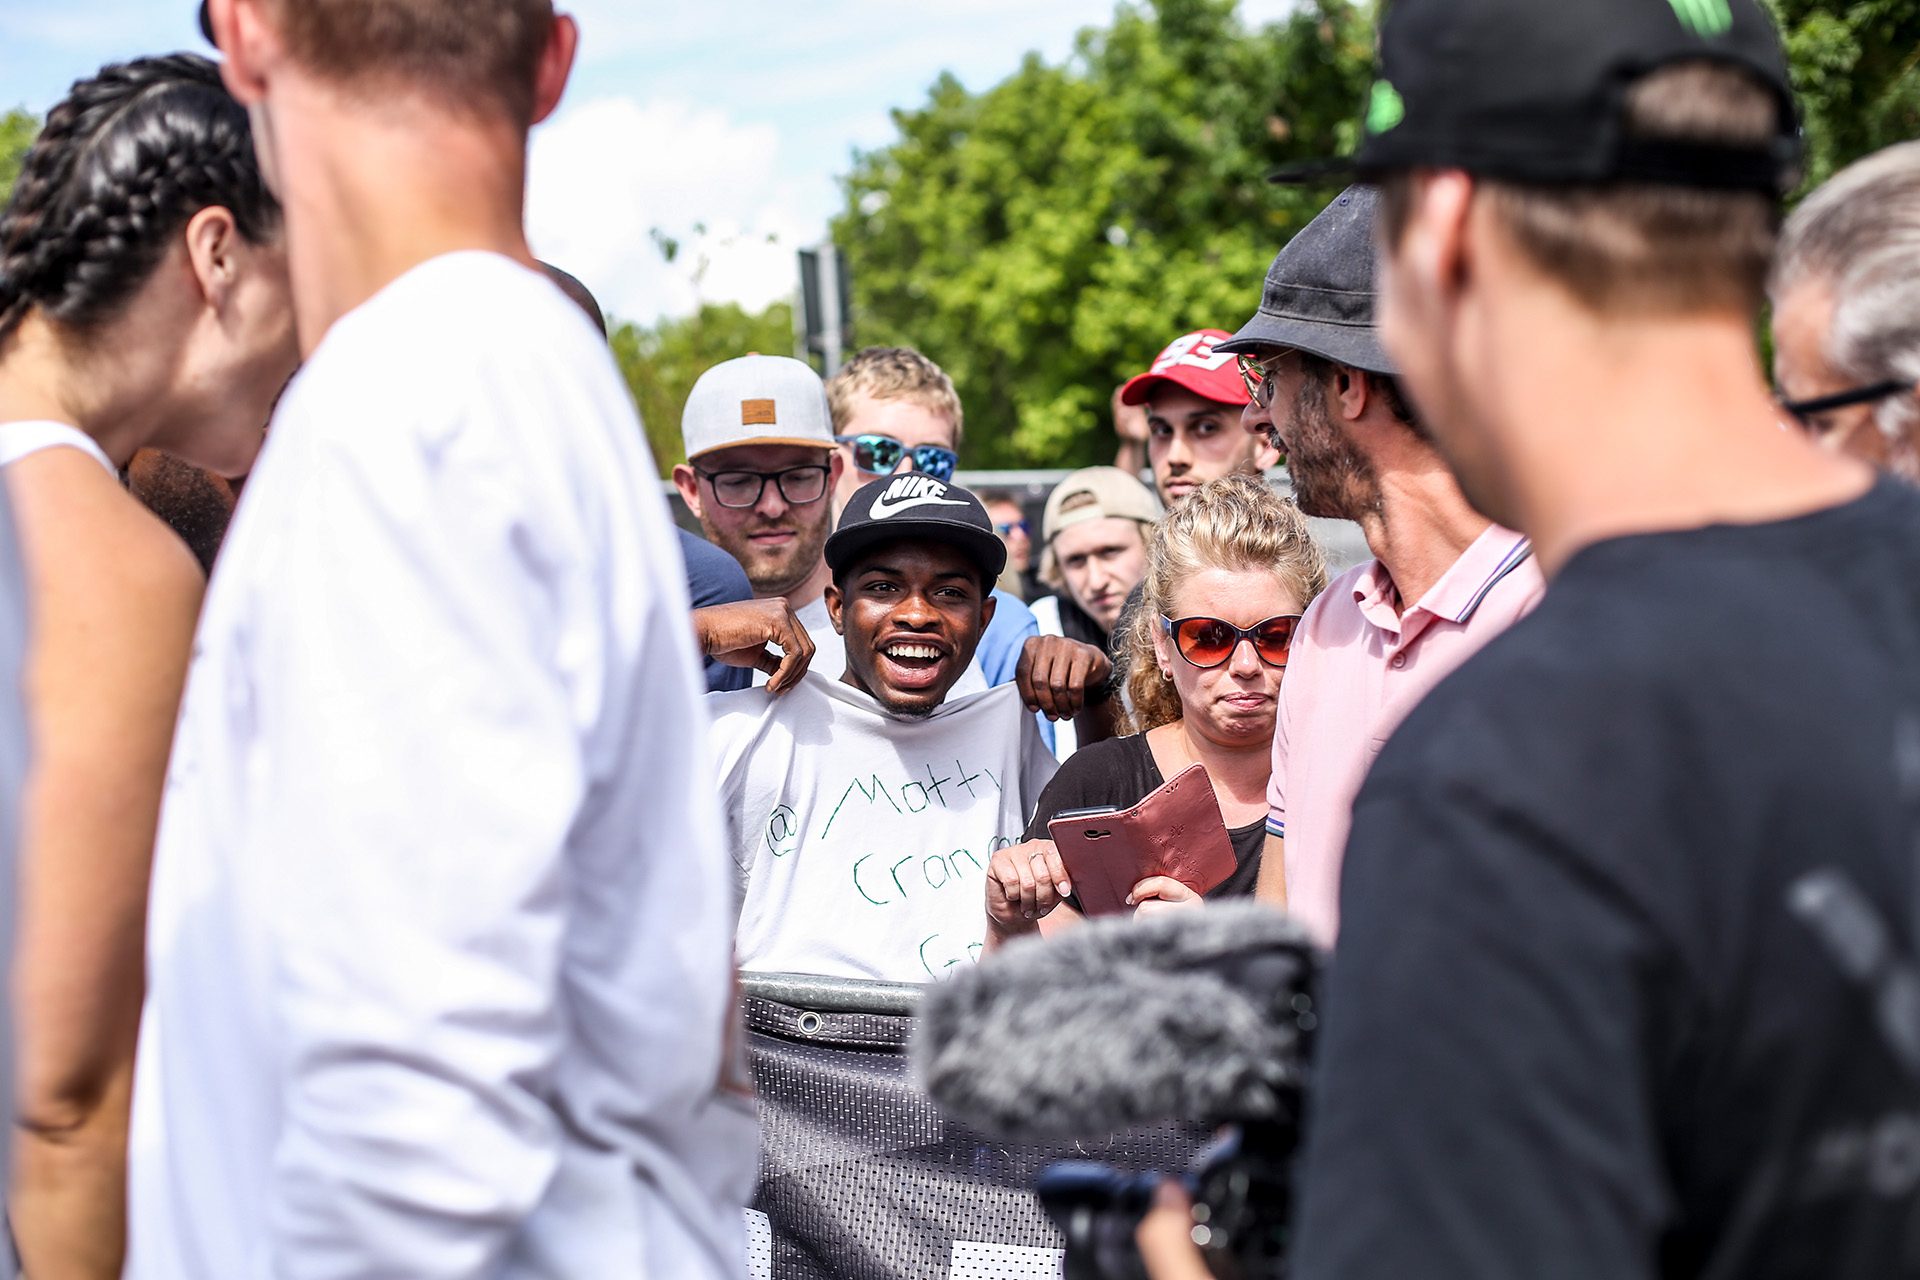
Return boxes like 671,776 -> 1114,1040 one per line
1770,141 -> 1920,480
984,474 -> 1326,947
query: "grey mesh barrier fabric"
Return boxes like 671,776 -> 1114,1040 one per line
743,970 -> 1209,1280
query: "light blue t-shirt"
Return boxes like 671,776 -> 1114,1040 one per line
976,589 -> 1055,752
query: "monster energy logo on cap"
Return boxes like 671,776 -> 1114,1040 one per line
1667,0 -> 1733,37
1366,81 -> 1405,135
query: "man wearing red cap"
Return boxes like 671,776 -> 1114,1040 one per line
1119,329 -> 1280,510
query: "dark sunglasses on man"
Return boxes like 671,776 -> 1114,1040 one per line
834,433 -> 960,483
995,518 -> 1030,538
1779,380 -> 1914,433
1162,614 -> 1302,669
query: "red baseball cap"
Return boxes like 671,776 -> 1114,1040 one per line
1118,329 -> 1250,408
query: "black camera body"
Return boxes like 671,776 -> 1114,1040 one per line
1035,1091 -> 1305,1279
916,904 -> 1323,1280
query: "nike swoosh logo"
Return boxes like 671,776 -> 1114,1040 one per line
870,491 -> 972,519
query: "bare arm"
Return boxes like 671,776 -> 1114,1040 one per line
1255,833 -> 1287,907
6,451 -> 203,1280
1112,385 -> 1149,478
693,597 -> 815,694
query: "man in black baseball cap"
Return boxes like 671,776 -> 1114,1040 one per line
1212,187 -> 1542,928
1155,2 -> 1920,1279
702,473 -> 1110,983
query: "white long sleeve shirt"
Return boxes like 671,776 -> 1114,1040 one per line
128,253 -> 757,1280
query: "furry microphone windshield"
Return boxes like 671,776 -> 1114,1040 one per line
913,903 -> 1321,1139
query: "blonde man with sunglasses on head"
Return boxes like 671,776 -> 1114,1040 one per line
1218,187 -> 1543,945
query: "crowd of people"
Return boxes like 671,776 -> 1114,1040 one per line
0,0 -> 1914,1276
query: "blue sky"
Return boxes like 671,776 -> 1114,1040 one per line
1,0 -> 1299,322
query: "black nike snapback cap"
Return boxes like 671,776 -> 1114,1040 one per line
828,475 -> 1008,582
1281,0 -> 1799,193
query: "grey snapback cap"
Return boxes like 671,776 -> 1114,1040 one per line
1216,186 -> 1395,377
681,354 -> 834,462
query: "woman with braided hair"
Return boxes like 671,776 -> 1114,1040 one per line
0,54 -> 294,1277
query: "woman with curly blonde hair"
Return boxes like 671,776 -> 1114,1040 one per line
985,474 -> 1326,947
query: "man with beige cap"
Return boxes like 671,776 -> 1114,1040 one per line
1031,466 -> 1160,756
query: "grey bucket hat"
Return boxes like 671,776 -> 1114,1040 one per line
1216,186 -> 1395,377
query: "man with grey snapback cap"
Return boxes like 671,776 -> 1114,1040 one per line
1213,186 -> 1542,940
1138,0 -> 1920,1277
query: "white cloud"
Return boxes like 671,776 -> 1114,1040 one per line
527,96 -> 817,325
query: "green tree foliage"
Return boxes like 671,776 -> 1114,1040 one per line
835,0 -> 1372,467
1766,0 -> 1920,193
836,0 -> 1916,467
0,108 -> 39,207
612,301 -> 795,472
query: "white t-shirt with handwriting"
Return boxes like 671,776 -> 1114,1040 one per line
708,673 -> 1057,982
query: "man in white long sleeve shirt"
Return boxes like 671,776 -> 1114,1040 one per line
129,3 -> 757,1277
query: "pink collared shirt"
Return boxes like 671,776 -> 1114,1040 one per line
1269,524 -> 1544,945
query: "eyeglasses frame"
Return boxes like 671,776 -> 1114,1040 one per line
1780,379 -> 1912,430
692,464 -> 831,510
1237,351 -> 1294,408
1161,613 -> 1303,670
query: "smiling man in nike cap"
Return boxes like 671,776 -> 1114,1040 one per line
703,474 -> 1112,982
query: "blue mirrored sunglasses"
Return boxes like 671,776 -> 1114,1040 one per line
835,433 -> 959,483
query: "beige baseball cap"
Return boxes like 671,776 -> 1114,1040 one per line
1042,466 -> 1162,543
681,354 -> 834,461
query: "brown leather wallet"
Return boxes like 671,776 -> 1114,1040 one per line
1046,763 -> 1238,917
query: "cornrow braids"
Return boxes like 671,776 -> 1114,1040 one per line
0,53 -> 279,346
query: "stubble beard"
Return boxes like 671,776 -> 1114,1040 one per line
1283,378 -> 1382,523
708,510 -> 833,599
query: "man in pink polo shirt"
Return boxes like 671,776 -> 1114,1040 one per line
1218,187 -> 1543,944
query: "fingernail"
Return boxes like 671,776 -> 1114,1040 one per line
1058,882 -> 1071,895
1125,894 -> 1135,906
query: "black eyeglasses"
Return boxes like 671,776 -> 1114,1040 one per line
694,465 -> 830,509
834,434 -> 960,483
1162,614 -> 1302,669
1780,380 -> 1912,431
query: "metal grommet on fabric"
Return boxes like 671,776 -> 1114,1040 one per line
797,1011 -> 824,1035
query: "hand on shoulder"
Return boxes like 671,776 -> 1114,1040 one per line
1016,635 -> 1112,721
694,598 -> 813,694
